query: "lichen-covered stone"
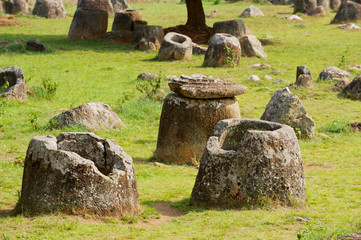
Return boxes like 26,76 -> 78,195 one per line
191,118 -> 305,208
32,0 -> 66,18
342,75 -> 361,100
168,74 -> 248,99
158,32 -> 193,61
261,87 -> 315,139
212,19 -> 251,39
0,66 -> 27,100
104,30 -> 132,44
154,93 -> 241,164
203,33 -> 242,67
50,102 -> 123,130
318,66 -> 351,81
20,132 -> 139,215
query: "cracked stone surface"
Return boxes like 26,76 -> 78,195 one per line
20,132 -> 139,215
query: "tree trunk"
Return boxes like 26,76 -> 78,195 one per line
186,0 -> 207,29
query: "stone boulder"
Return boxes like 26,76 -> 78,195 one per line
132,25 -> 164,51
50,102 -> 123,130
104,30 -> 132,44
137,72 -> 158,81
112,9 -> 142,32
4,0 -> 28,14
294,65 -> 313,87
192,43 -> 207,55
240,35 -> 267,58
342,75 -> 361,100
111,0 -> 129,12
203,33 -> 242,67
78,0 -> 113,14
283,15 -> 303,20
261,87 -> 315,139
307,6 -> 326,15
157,32 -> 193,61
330,0 -> 341,9
168,74 -> 248,99
20,132 -> 139,215
155,74 -> 247,164
240,5 -> 265,17
318,67 -> 351,81
190,118 -> 306,208
294,0 -> 317,13
334,79 -> 350,91
213,19 -> 251,39
68,8 -> 108,41
331,0 -> 361,23
26,39 -> 46,51
0,66 -> 27,100
32,0 -> 66,18
338,23 -> 361,30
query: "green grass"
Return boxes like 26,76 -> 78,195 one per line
1,0 -> 361,239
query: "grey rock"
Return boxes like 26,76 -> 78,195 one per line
348,64 -> 361,70
317,0 -> 329,9
50,102 -> 123,130
331,0 -> 361,24
339,232 -> 361,240
190,118 -> 306,208
203,33 -> 242,67
295,66 -> 313,87
261,87 -> 315,139
192,43 -> 207,55
32,0 -> 66,18
297,65 -> 311,79
318,67 -> 351,81
78,0 -> 113,14
168,74 -> 248,99
4,0 -> 28,14
0,66 -> 27,100
342,75 -> 361,100
132,25 -> 164,51
282,15 -> 303,20
307,5 -> 326,15
111,0 -> 129,12
294,0 -> 317,13
338,23 -> 361,30
240,35 -> 267,58
334,79 -> 350,91
137,72 -> 158,81
212,19 -> 251,39
251,63 -> 272,69
264,75 -> 273,80
271,0 -> 294,5
155,93 -> 241,164
272,78 -> 286,84
26,39 -> 46,51
246,75 -> 260,82
158,32 -> 193,61
67,8 -> 108,41
240,5 -> 264,17
20,132 -> 139,215
112,9 -> 142,32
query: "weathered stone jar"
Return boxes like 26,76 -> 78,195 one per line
191,118 -> 306,208
20,132 -> 139,215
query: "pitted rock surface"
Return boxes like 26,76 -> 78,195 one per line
168,74 -> 248,99
155,93 -> 241,164
295,65 -> 313,87
50,102 -> 123,130
261,87 -> 315,139
0,66 -> 27,100
20,132 -> 139,215
191,118 -> 305,208
318,67 -> 351,81
26,39 -> 46,51
342,75 -> 361,100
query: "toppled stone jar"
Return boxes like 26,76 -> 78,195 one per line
191,118 -> 306,208
154,74 -> 248,164
20,132 -> 139,215
0,66 -> 27,100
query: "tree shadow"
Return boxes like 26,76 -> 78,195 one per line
0,207 -> 17,218
0,33 -> 134,53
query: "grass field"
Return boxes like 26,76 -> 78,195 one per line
1,0 -> 361,239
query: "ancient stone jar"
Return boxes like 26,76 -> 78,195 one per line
331,0 -> 361,23
157,32 -> 193,61
112,9 -> 142,31
318,66 -> 351,81
4,0 -> 28,14
212,19 -> 251,39
68,8 -> 108,41
78,0 -> 113,14
0,66 -> 27,100
240,5 -> 264,17
342,75 -> 361,100
32,0 -> 66,18
132,25 -> 164,51
295,65 -> 313,87
154,74 -> 248,164
191,118 -> 306,208
294,0 -> 317,13
111,0 -> 129,12
203,33 -> 242,67
20,132 -> 139,215
50,102 -> 124,130
261,87 -> 315,139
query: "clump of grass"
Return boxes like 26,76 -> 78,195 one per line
318,119 -> 352,133
33,77 -> 59,100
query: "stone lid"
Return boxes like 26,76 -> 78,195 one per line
168,74 -> 248,99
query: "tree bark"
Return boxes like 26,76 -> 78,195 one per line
185,0 -> 207,29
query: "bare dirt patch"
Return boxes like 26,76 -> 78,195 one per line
0,16 -> 19,27
304,162 -> 334,171
137,202 -> 185,227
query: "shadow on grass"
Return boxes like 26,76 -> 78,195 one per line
0,207 -> 16,218
0,33 -> 133,53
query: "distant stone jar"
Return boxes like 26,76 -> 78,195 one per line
32,0 -> 66,18
191,118 -> 306,208
0,66 -> 27,100
157,32 -> 193,61
20,132 -> 139,215
155,74 -> 248,164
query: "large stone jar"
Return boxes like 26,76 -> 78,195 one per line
191,118 -> 306,208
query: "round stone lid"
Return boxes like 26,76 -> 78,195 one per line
168,74 -> 248,99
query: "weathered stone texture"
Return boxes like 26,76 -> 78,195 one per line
0,66 -> 27,100
261,87 -> 315,139
342,75 -> 361,100
331,0 -> 361,23
112,9 -> 142,32
132,25 -> 164,51
240,5 -> 265,17
20,132 -> 139,215
78,0 -> 113,14
32,0 -> 66,18
191,118 -> 306,208
318,67 -> 351,81
50,102 -> 123,130
4,0 -> 28,14
158,32 -> 193,61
